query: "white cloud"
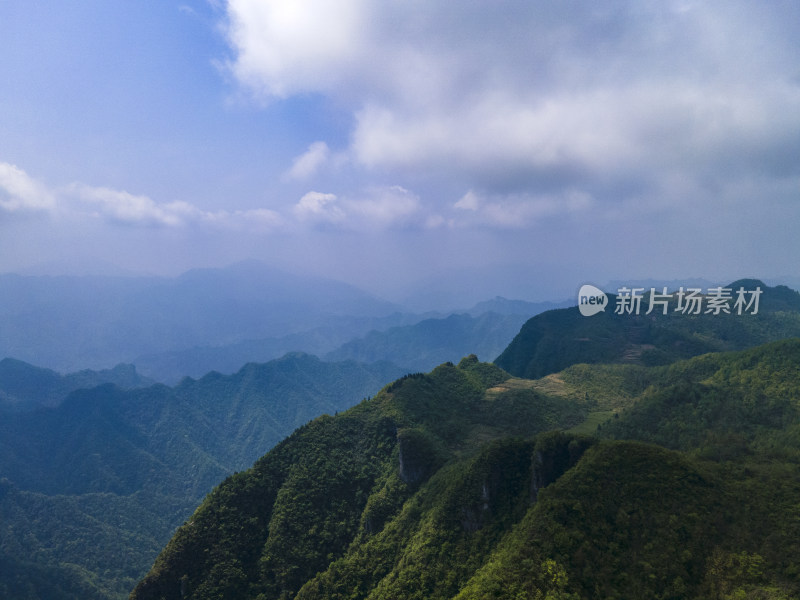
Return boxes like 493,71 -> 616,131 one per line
67,183 -> 197,227
223,0 -> 369,99
286,141 -> 331,180
293,185 -> 424,230
345,185 -> 422,228
0,163 -> 284,234
293,191 -> 345,224
0,162 -> 56,213
221,0 -> 800,208
67,183 -> 286,231
451,189 -> 594,229
454,190 -> 480,212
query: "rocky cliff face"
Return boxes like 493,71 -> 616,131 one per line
531,432 -> 596,502
397,427 -> 441,485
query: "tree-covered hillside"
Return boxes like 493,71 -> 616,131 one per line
495,280 -> 800,378
131,341 -> 800,599
0,354 -> 404,599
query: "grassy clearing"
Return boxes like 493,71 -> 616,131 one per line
566,410 -> 616,435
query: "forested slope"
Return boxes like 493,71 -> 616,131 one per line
0,355 -> 403,599
132,341 -> 800,599
496,279 -> 800,378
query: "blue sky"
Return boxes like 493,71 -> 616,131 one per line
1,1 -> 799,303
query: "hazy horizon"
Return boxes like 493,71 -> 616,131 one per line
3,258 -> 798,314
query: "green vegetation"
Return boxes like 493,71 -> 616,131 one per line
0,354 -> 403,599
0,481 -> 191,599
7,281 -> 800,599
131,339 -> 800,600
600,338 -> 800,459
495,280 -> 800,379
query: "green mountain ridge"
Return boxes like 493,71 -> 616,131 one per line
5,278 -> 800,599
496,279 -> 800,378
0,354 -> 405,599
131,340 -> 800,599
0,358 -> 154,411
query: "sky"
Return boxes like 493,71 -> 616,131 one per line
1,1 -> 799,304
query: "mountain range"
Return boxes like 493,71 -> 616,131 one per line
0,261 -> 400,373
496,278 -> 800,378
324,312 -> 531,373
2,277 -> 800,599
132,339 -> 800,599
131,296 -> 563,384
0,354 -> 405,599
0,358 -> 153,412
0,261 -> 561,383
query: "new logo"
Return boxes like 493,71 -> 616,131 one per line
578,284 -> 608,317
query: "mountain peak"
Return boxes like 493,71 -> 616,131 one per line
725,277 -> 767,289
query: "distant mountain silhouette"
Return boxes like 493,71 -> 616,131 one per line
325,312 -> 531,372
0,261 -> 401,372
0,357 -> 153,411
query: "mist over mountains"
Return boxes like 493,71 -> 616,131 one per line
4,0 -> 799,597
134,310 -> 534,385
0,358 -> 153,412
325,312 -> 532,373
0,261 -> 401,373
0,261 -> 561,382
0,262 -> 564,599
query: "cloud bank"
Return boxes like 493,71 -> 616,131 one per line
0,163 -> 56,213
222,0 -> 800,222
2,2 -> 798,287
0,163 -> 424,234
0,163 -> 284,232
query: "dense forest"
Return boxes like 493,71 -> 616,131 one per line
0,355 -> 404,599
132,339 -> 800,599
496,279 -> 800,378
